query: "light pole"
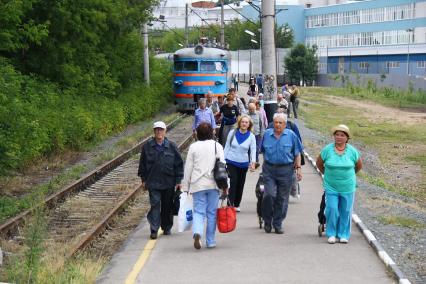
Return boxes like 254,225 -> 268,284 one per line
251,39 -> 258,75
245,29 -> 256,77
406,28 -> 414,76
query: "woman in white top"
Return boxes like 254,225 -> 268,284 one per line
182,122 -> 226,249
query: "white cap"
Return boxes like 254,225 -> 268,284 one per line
153,121 -> 166,129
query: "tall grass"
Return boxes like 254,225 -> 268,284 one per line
324,76 -> 426,108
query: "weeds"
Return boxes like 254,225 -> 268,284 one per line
377,215 -> 425,229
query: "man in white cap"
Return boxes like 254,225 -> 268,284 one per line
138,121 -> 184,239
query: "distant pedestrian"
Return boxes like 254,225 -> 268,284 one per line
212,95 -> 224,124
261,113 -> 303,234
233,74 -> 239,91
316,124 -> 362,244
224,115 -> 256,212
182,122 -> 227,249
281,83 -> 289,93
247,103 -> 264,167
138,121 -> 184,239
277,93 -> 288,111
219,93 -> 240,146
248,77 -> 257,97
205,91 -> 214,109
225,88 -> 245,115
193,98 -> 216,138
288,85 -> 300,119
255,98 -> 268,130
256,74 -> 264,93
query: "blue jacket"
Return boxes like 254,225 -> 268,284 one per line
138,137 -> 184,190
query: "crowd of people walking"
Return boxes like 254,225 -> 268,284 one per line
138,79 -> 362,249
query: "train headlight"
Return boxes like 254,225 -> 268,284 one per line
194,45 -> 203,55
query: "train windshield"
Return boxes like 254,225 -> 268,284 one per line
200,61 -> 226,72
174,61 -> 198,71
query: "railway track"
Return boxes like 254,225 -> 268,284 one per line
0,115 -> 193,260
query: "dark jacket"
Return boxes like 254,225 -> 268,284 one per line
138,137 -> 184,190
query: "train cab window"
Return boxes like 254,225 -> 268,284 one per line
174,61 -> 198,71
200,61 -> 226,72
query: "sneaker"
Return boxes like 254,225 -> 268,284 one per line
163,229 -> 171,235
236,207 -> 241,212
274,228 -> 284,234
339,238 -> 348,244
150,231 -> 158,240
328,236 -> 336,244
206,244 -> 216,249
193,233 -> 201,250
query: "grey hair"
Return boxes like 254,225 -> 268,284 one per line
198,98 -> 207,104
273,112 -> 287,123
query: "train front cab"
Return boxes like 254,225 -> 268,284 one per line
174,56 -> 229,112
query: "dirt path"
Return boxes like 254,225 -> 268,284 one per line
324,96 -> 426,124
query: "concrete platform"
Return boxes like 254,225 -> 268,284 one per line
97,161 -> 394,284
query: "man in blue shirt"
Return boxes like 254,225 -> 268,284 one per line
192,98 -> 216,137
261,113 -> 303,234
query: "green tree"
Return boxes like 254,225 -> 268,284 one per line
275,23 -> 294,48
150,20 -> 294,52
284,43 -> 318,85
2,0 -> 157,96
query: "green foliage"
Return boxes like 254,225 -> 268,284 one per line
0,58 -> 172,175
150,20 -> 294,52
6,193 -> 47,283
1,0 -> 157,96
284,43 -> 318,85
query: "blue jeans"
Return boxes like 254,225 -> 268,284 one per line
192,189 -> 220,247
325,191 -> 355,240
261,163 -> 293,230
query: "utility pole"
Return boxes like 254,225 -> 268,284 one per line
261,0 -> 277,122
220,0 -> 225,47
143,23 -> 150,86
185,3 -> 189,47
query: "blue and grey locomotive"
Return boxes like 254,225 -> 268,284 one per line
173,44 -> 232,112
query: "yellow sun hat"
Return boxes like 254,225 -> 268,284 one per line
331,124 -> 351,138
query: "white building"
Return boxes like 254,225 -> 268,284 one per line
152,1 -> 246,30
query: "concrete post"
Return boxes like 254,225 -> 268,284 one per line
220,0 -> 225,47
261,0 -> 277,122
143,23 -> 150,86
185,3 -> 189,47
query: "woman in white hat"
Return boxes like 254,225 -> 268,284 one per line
316,124 -> 362,244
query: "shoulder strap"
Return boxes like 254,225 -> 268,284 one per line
229,129 -> 237,146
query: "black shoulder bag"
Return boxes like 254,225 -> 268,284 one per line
213,142 -> 229,190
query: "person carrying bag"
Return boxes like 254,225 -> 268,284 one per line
181,123 -> 228,250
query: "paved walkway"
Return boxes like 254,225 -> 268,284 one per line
97,160 -> 394,284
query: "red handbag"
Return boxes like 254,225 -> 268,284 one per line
217,199 -> 236,233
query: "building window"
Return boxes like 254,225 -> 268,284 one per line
359,62 -> 369,69
417,61 -> 426,68
305,3 -> 414,28
386,61 -> 400,69
306,29 -> 414,48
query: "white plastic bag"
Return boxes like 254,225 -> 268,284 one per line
177,192 -> 193,232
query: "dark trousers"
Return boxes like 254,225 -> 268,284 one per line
147,188 -> 175,232
227,163 -> 248,208
289,98 -> 299,118
255,134 -> 262,162
262,163 -> 293,230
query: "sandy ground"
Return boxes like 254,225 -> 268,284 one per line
324,95 -> 426,125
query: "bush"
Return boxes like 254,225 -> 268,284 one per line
0,58 -> 172,174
